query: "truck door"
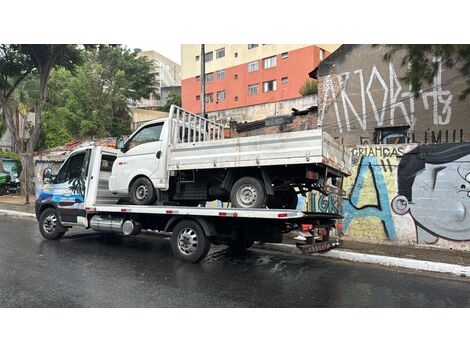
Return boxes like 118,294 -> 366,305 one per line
52,149 -> 91,224
114,122 -> 164,191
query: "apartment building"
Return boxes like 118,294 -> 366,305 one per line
132,50 -> 181,109
181,44 -> 339,114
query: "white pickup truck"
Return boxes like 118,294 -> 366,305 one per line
109,105 -> 351,209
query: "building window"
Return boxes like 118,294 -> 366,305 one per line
205,72 -> 213,82
196,95 -> 200,101
248,83 -> 259,95
281,52 -> 288,59
263,56 -> 277,69
217,90 -> 226,101
234,74 -> 238,80
281,77 -> 288,84
263,80 -> 277,92
320,49 -> 325,61
234,52 -> 238,58
375,127 -> 409,144
195,55 -> 200,61
247,60 -> 259,72
216,69 -> 225,80
205,93 -> 214,103
216,47 -> 225,59
205,51 -> 213,62
248,44 -> 259,49
195,75 -> 200,81
234,96 -> 238,102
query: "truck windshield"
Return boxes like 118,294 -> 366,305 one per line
128,123 -> 163,149
55,152 -> 87,184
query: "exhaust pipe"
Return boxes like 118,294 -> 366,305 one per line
90,215 -> 141,235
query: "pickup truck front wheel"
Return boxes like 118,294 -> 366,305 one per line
130,177 -> 156,205
230,177 -> 267,208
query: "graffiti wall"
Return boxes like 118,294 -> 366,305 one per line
342,143 -> 470,250
316,45 -> 469,146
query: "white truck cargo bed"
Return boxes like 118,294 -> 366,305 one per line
167,106 -> 351,175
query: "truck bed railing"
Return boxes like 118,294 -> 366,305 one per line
168,105 -> 225,145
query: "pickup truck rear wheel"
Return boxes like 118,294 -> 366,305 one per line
39,208 -> 66,240
170,219 -> 211,263
130,177 -> 156,205
230,176 -> 267,208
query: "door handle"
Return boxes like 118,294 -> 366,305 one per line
156,151 -> 162,159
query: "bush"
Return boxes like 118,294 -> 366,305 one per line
299,79 -> 318,96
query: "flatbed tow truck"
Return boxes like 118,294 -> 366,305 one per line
36,144 -> 346,263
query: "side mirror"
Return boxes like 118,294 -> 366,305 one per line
116,136 -> 126,150
43,167 -> 53,184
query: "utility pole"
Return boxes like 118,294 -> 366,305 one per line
200,44 -> 206,117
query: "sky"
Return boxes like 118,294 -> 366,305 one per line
124,42 -> 181,64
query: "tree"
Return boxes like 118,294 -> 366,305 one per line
383,45 -> 470,100
159,92 -> 182,112
0,45 -> 82,204
34,45 -> 156,145
299,78 -> 318,96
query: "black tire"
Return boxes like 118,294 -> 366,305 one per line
268,190 -> 298,209
130,177 -> 156,205
38,207 -> 66,240
227,239 -> 255,252
230,176 -> 267,208
170,219 -> 211,263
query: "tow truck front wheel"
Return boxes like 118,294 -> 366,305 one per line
170,220 -> 211,263
39,208 -> 66,240
130,177 -> 156,205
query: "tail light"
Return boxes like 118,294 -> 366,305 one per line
335,223 -> 343,230
301,224 -> 313,231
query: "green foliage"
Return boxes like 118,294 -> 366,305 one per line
159,92 -> 182,112
383,44 -> 470,100
35,46 -> 156,147
0,150 -> 21,176
299,79 -> 318,96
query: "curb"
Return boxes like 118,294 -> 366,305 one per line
0,209 -> 36,219
255,243 -> 470,277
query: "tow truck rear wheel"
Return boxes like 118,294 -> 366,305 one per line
170,219 -> 211,263
39,208 -> 66,240
130,177 -> 156,205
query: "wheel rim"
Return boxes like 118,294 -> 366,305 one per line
236,184 -> 258,207
177,228 -> 198,255
43,214 -> 57,234
135,184 -> 149,200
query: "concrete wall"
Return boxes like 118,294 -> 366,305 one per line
340,143 -> 470,250
207,95 -> 317,125
317,45 -> 468,146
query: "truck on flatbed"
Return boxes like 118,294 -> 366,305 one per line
35,146 -> 346,262
110,105 -> 351,209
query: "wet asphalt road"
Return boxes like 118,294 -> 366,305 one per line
1,217 -> 470,307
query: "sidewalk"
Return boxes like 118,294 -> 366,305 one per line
0,195 -> 36,217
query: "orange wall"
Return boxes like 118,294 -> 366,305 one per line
182,45 -> 325,114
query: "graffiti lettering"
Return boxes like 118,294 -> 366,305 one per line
320,60 -> 453,131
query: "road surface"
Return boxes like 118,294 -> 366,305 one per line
1,217 -> 469,307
